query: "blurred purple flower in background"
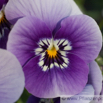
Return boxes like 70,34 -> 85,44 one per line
0,49 -> 25,103
0,0 -> 10,49
5,0 -> 102,99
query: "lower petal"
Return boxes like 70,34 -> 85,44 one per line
23,53 -> 89,98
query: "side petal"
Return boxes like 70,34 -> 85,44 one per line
23,53 -> 89,98
60,85 -> 94,103
0,49 -> 25,103
88,61 -> 102,95
54,15 -> 102,63
5,0 -> 71,31
7,16 -> 52,66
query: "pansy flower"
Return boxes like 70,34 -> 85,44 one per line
5,0 -> 102,98
0,49 -> 25,103
0,0 -> 10,49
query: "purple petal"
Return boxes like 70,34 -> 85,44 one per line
7,16 -> 52,66
0,49 -> 25,103
23,53 -> 89,98
27,95 -> 40,103
88,61 -> 102,95
54,15 -> 102,63
60,85 -> 94,103
5,0 -> 72,31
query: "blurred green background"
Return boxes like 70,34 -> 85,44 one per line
16,0 -> 103,103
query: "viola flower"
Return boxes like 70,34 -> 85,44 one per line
7,13 -> 102,98
64,61 -> 103,103
0,49 -> 25,103
5,0 -> 102,98
0,0 -> 10,49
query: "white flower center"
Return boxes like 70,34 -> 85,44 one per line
35,38 -> 72,71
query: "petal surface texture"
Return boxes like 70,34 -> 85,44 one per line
23,53 -> 89,98
55,15 -> 102,63
5,0 -> 72,31
7,17 -> 89,98
0,49 -> 25,103
88,61 -> 102,95
61,85 -> 94,103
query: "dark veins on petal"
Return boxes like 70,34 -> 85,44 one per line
34,38 -> 71,71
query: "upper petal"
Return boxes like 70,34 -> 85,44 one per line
88,61 -> 102,95
54,15 -> 102,63
5,0 -> 72,31
0,49 -> 25,103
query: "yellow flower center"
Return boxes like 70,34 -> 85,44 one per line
47,46 -> 57,58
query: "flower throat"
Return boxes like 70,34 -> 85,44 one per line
35,38 -> 72,71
